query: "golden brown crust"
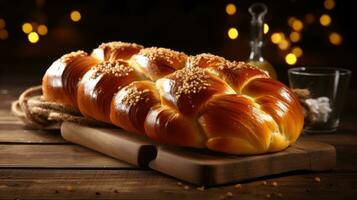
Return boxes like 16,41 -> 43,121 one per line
144,105 -> 206,147
130,47 -> 188,80
92,41 -> 143,61
42,51 -> 99,107
199,94 -> 279,154
156,67 -> 234,117
215,61 -> 269,92
242,78 -> 304,144
77,60 -> 143,123
110,81 -> 160,134
59,50 -> 88,63
42,41 -> 304,155
187,53 -> 226,69
139,47 -> 187,67
188,54 -> 269,93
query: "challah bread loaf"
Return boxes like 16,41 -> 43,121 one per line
42,51 -> 100,107
42,41 -> 304,155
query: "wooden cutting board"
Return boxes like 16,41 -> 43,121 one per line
61,122 -> 336,186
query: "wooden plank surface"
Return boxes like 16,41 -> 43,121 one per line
0,120 -> 67,144
0,144 -> 135,169
0,169 -> 356,200
303,131 -> 357,172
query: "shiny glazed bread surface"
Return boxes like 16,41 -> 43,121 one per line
42,41 -> 304,155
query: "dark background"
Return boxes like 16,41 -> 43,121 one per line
0,0 -> 355,88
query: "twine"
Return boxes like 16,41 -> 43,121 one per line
11,86 -> 108,130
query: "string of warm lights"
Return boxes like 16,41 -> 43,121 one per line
268,0 -> 341,66
224,0 -> 341,66
0,1 -> 86,47
20,9 -> 81,44
319,0 -> 342,46
225,3 -> 239,40
22,22 -> 47,43
1,0 -> 344,57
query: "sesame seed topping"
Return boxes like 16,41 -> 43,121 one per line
59,50 -> 87,63
217,61 -> 268,75
174,67 -> 211,99
92,61 -> 133,78
188,53 -> 226,68
99,41 -> 144,51
139,47 -> 187,66
121,85 -> 146,107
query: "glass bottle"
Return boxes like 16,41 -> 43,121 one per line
247,3 -> 277,79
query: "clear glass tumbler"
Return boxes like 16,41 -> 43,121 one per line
288,67 -> 351,133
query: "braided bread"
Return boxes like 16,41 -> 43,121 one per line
42,41 -> 304,155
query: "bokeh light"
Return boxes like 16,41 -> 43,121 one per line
285,53 -> 297,65
22,23 -> 33,34
289,32 -> 301,42
0,29 -> 8,40
271,32 -> 284,44
70,10 -> 82,22
225,3 -> 237,15
264,23 -> 269,34
228,27 -> 239,40
278,39 -> 290,50
292,47 -> 303,57
37,25 -> 48,35
329,32 -> 342,45
292,19 -> 303,31
287,17 -> 297,27
320,14 -> 331,26
324,0 -> 336,10
28,32 -> 39,43
0,18 -> 5,29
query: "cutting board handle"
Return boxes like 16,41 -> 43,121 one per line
61,122 -> 157,167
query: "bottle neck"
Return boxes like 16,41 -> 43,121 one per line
249,41 -> 264,62
248,20 -> 265,62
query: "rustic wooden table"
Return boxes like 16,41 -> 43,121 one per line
1,85 -> 356,200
